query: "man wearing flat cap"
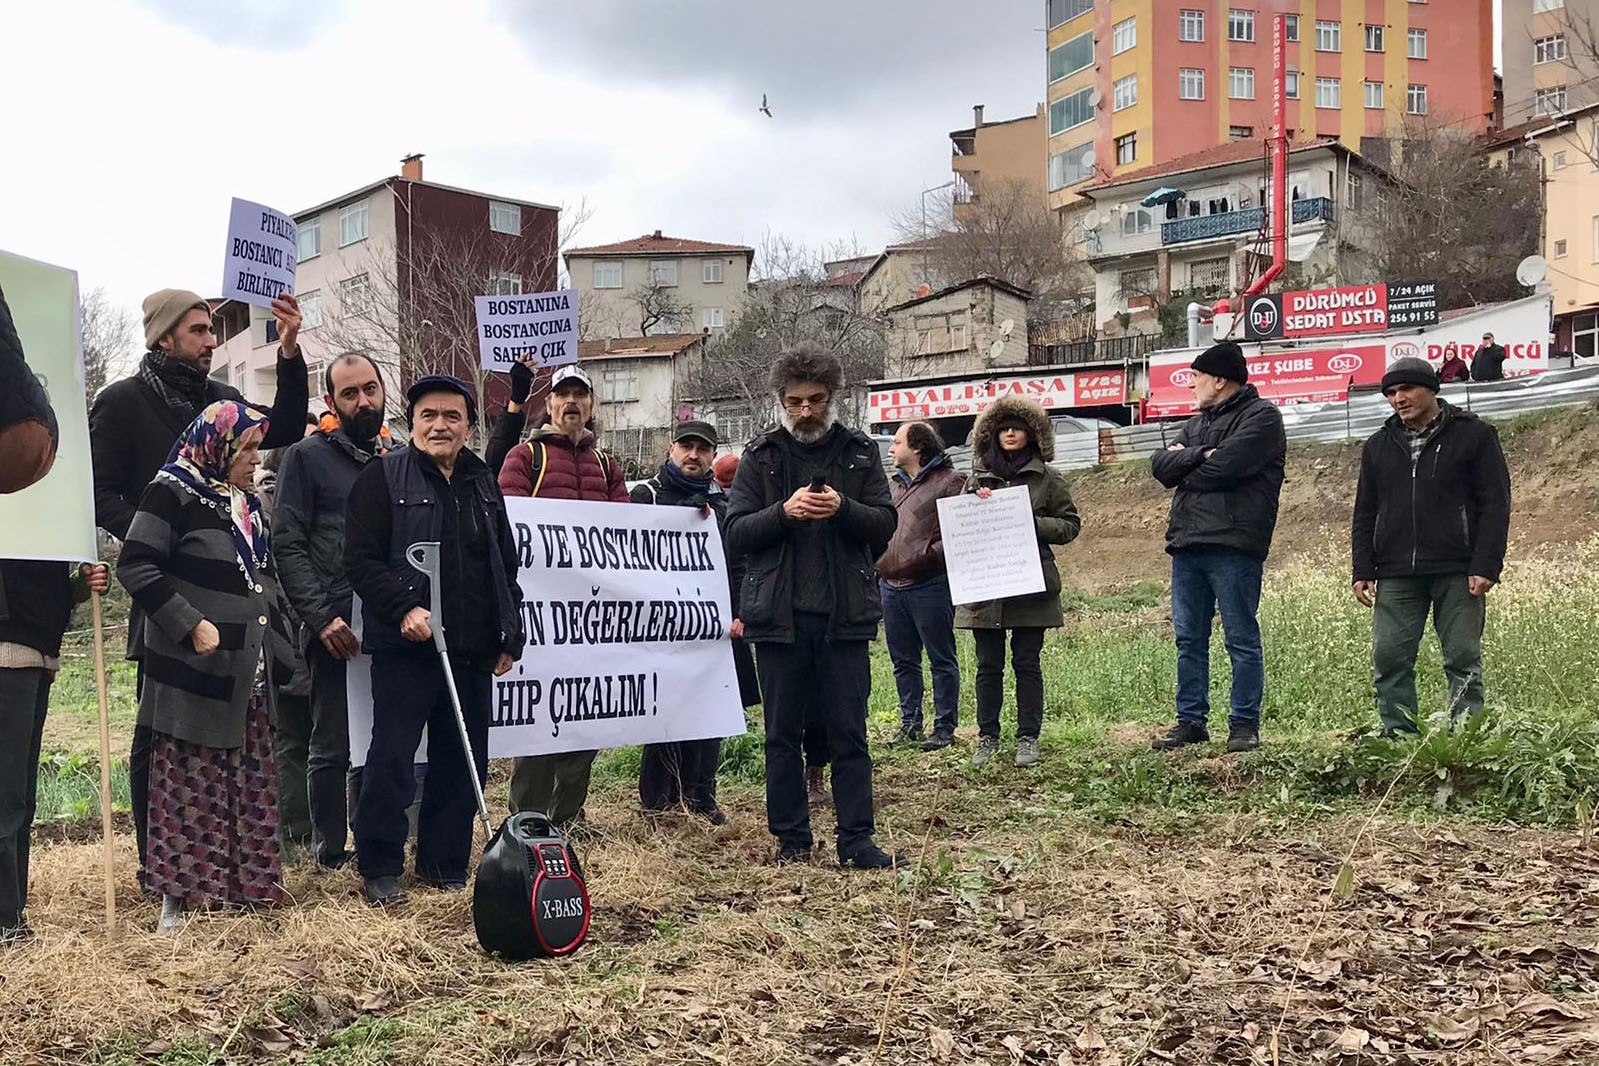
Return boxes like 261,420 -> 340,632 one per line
89,288 -> 309,889
1149,340 -> 1286,753
1351,358 -> 1510,737
631,420 -> 754,825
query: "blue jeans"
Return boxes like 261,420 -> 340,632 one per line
880,575 -> 961,735
1170,550 -> 1265,729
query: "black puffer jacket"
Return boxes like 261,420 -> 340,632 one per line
1150,384 -> 1287,560
1351,401 -> 1511,582
724,424 -> 897,643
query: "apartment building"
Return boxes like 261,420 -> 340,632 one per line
1045,0 -> 1496,212
211,154 -> 559,418
1501,0 -> 1599,125
564,231 -> 753,340
949,103 -> 1049,220
577,333 -> 707,470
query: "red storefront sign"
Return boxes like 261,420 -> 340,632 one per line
1244,282 -> 1439,342
1147,344 -> 1385,418
869,369 -> 1127,423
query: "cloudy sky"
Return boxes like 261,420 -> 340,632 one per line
0,0 -> 1047,323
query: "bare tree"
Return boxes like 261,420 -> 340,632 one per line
629,279 -> 696,336
1554,10 -> 1599,167
80,286 -> 137,402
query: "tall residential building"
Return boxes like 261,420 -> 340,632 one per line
1501,0 -> 1599,127
949,103 -> 1049,220
1045,1 -> 1496,212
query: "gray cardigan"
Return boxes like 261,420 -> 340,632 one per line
117,475 -> 294,749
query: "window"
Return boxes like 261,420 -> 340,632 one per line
1535,87 -> 1567,115
1315,20 -> 1341,52
338,200 -> 368,246
1179,68 -> 1205,100
913,313 -> 969,355
1048,142 -> 1096,189
1179,10 -> 1204,42
1048,31 -> 1094,82
649,260 -> 678,287
298,217 -> 320,261
1190,257 -> 1229,289
1555,151 -> 1569,169
1285,70 -> 1301,98
488,270 -> 521,296
1119,266 -> 1156,296
593,261 -> 622,289
1229,125 -> 1254,139
1049,86 -> 1095,133
1594,214 -> 1599,261
1575,311 -> 1598,360
702,307 -> 725,330
1229,67 -> 1256,100
1408,28 -> 1427,58
1406,84 -> 1428,115
1121,208 -> 1154,236
1346,172 -> 1364,209
299,290 -> 323,329
1365,24 -> 1384,52
1555,238 -> 1569,257
1364,80 -> 1384,109
1047,0 -> 1092,28
1535,35 -> 1568,64
1284,14 -> 1299,41
1113,17 -> 1136,55
1113,74 -> 1138,111
1116,133 -> 1137,165
1228,9 -> 1254,41
488,201 -> 521,235
598,366 -> 639,403
1316,77 -> 1341,109
1533,0 -> 1565,11
703,259 -> 723,283
339,273 -> 372,316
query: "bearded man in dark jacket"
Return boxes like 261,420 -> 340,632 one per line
1351,358 -> 1511,736
88,287 -> 309,887
1149,340 -> 1286,754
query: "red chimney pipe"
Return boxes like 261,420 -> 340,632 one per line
1242,14 -> 1289,299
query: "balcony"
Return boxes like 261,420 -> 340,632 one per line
1160,197 -> 1335,247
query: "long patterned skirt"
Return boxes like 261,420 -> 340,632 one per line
146,691 -> 284,906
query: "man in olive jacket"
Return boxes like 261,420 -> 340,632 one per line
1352,358 -> 1511,735
724,343 -> 901,870
1149,340 -> 1286,753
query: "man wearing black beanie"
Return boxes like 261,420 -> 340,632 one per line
1351,357 -> 1510,736
1149,339 -> 1286,753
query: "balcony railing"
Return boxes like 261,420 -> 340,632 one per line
1160,196 -> 1335,246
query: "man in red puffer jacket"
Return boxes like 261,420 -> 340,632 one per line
498,364 -> 628,827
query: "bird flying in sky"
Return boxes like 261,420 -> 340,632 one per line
759,93 -> 773,118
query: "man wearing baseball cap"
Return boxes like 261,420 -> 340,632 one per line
1470,332 -> 1508,383
1149,340 -> 1286,753
1351,358 -> 1510,736
498,362 -> 628,829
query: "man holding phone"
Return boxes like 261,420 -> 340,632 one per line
725,343 -> 901,869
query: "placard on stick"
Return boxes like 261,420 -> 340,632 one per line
221,197 -> 297,308
475,289 -> 579,371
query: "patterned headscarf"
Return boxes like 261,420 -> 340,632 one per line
158,400 -> 272,581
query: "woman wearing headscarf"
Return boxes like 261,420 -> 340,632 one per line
954,397 -> 1081,770
118,400 -> 294,931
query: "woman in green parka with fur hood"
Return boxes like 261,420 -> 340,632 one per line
955,396 -> 1081,769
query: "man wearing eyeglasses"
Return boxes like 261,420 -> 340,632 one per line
724,343 -> 902,870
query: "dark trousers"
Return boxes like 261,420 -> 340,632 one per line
0,667 -> 51,929
882,575 -> 960,735
1372,574 -> 1486,733
972,627 -> 1046,740
509,750 -> 597,826
639,739 -> 722,813
306,641 -> 357,865
354,650 -> 489,882
1171,549 -> 1265,728
269,686 -> 313,846
130,662 -> 150,887
756,613 -> 875,857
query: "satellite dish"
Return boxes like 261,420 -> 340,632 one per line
999,319 -> 1015,338
1516,254 -> 1548,286
1088,89 -> 1103,108
1080,149 -> 1096,170
988,339 -> 1006,360
1083,211 -> 1102,228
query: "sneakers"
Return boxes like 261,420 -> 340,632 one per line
896,723 -> 926,744
770,844 -> 812,866
1014,736 -> 1041,768
1226,724 -> 1261,753
920,729 -> 955,752
363,876 -> 407,907
971,736 -> 1000,768
840,842 -> 907,870
806,766 -> 828,807
1151,721 -> 1210,751
419,875 -> 468,892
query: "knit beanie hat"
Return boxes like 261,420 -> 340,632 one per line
1380,357 -> 1440,394
1190,340 -> 1249,383
142,289 -> 211,350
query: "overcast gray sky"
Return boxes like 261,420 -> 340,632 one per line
0,0 -> 1042,322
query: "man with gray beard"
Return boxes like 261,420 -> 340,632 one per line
724,343 -> 901,869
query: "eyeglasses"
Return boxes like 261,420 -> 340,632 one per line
781,395 -> 830,412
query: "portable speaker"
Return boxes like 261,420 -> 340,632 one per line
473,811 -> 590,959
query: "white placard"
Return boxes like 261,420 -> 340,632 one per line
348,496 -> 747,764
937,486 -> 1046,606
221,197 -> 297,308
474,288 -> 579,371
